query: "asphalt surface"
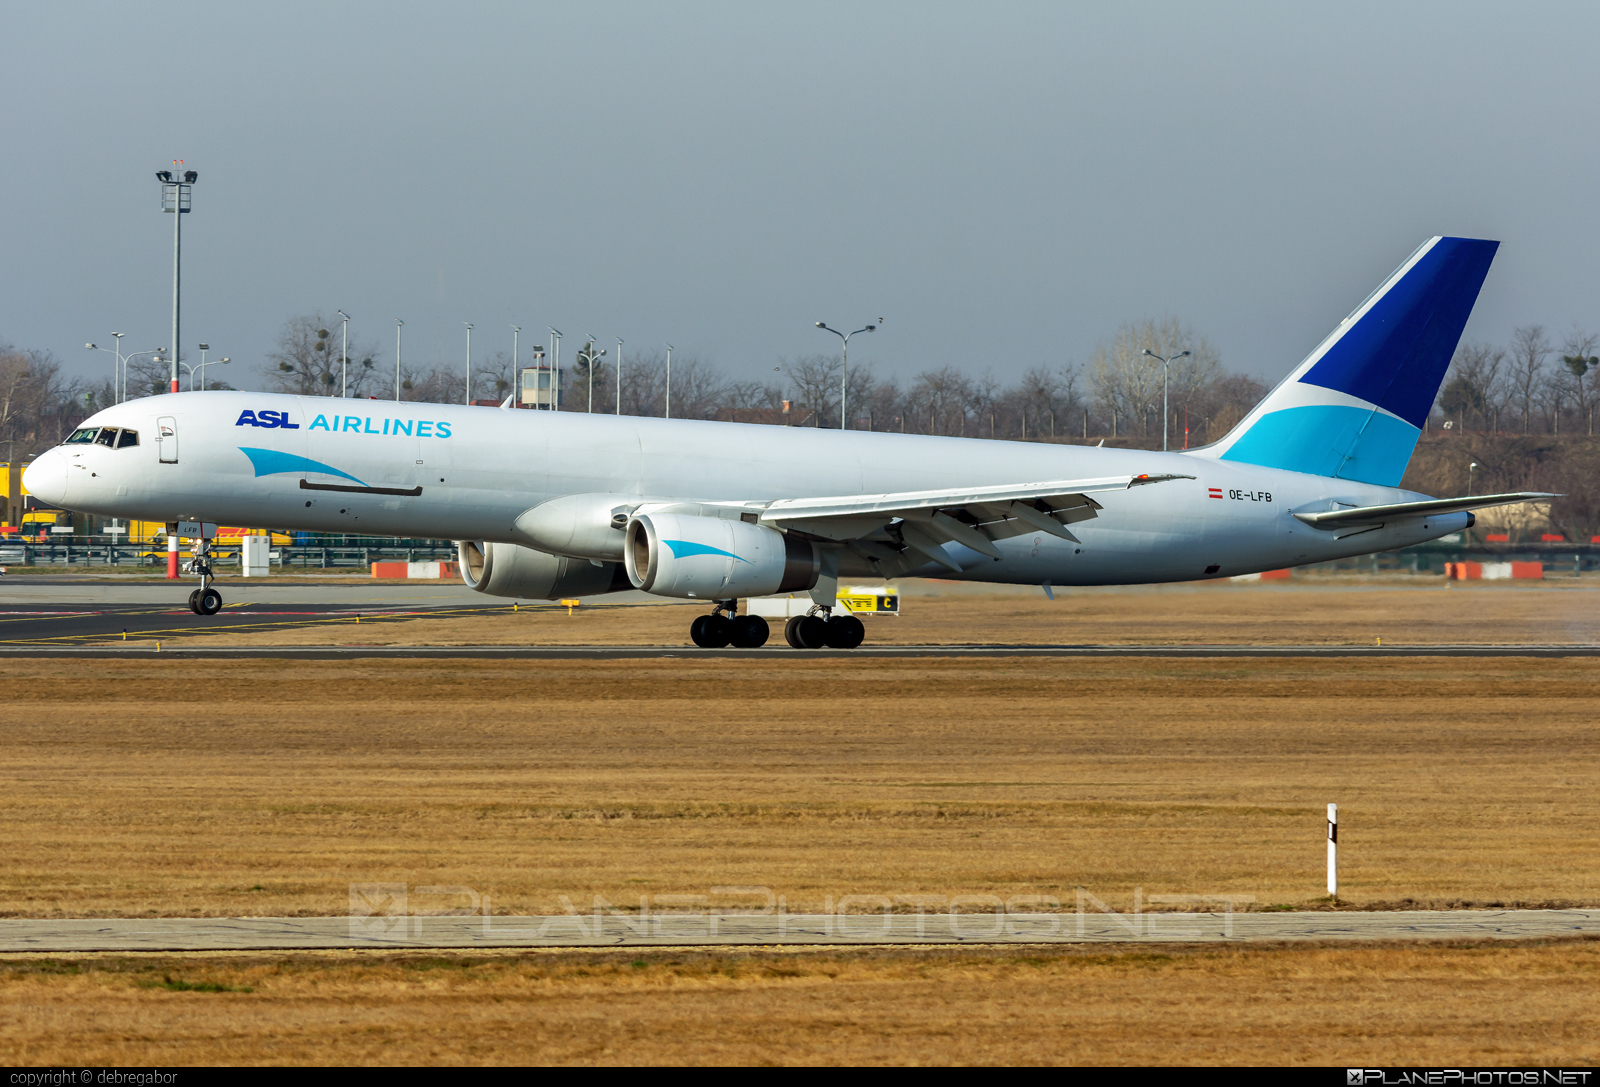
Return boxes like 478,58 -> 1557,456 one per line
1,909 -> 1593,952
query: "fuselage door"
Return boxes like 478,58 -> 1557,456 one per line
157,417 -> 178,463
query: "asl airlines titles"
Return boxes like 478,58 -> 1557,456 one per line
235,410 -> 453,438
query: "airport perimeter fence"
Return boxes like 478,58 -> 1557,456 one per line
1,535 -> 1596,576
0,536 -> 459,570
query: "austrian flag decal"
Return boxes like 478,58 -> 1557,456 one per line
1208,487 -> 1224,499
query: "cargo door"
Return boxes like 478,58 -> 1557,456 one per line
157,417 -> 178,463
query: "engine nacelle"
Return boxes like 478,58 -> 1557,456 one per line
456,540 -> 631,600
625,512 -> 819,599
514,492 -> 635,561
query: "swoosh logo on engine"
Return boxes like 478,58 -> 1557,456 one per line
662,539 -> 752,563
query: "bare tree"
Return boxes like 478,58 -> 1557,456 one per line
1508,325 -> 1549,435
1440,342 -> 1508,433
266,313 -> 380,398
1089,317 -> 1220,440
1558,327 -> 1599,437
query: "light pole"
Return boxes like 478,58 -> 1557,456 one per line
616,338 -> 624,415
511,325 -> 521,405
337,311 -> 351,397
183,347 -> 229,390
665,344 -> 673,419
1143,348 -> 1191,451
548,328 -> 562,411
815,320 -> 877,429
86,337 -> 126,404
582,337 -> 607,413
1469,461 -> 1479,493
394,319 -> 403,401
156,164 -> 196,393
464,323 -> 474,405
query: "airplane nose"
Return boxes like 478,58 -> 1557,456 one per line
21,450 -> 68,508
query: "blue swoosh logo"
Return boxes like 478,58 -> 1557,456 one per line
239,447 -> 370,487
663,539 -> 751,564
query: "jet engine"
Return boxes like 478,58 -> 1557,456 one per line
624,512 -> 819,599
456,540 -> 631,600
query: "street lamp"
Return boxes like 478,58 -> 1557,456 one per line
548,328 -> 563,411
581,337 -> 607,413
510,325 -> 521,405
1469,461 -> 1480,493
815,319 -> 878,429
665,343 -> 673,419
337,311 -> 351,397
182,346 -> 229,390
616,338 -> 624,415
463,322 -> 474,405
394,319 -> 403,401
1143,348 -> 1191,451
156,162 -> 196,394
86,336 -> 126,404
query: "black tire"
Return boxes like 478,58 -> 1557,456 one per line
188,589 -> 202,615
784,615 -> 806,648
701,613 -> 733,648
196,588 -> 223,616
796,615 -> 830,649
730,614 -> 769,648
690,614 -> 712,647
825,614 -> 866,649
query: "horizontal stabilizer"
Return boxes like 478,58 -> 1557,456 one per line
1293,492 -> 1558,528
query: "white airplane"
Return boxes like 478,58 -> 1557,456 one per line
26,236 -> 1551,649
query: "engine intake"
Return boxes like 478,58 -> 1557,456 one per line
456,540 -> 631,600
625,513 -> 818,599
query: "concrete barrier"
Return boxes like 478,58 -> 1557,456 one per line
1446,561 -> 1542,580
372,561 -> 459,579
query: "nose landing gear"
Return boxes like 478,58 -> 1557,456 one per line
177,522 -> 223,615
689,600 -> 770,648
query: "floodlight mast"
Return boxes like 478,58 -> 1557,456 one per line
157,163 -> 195,393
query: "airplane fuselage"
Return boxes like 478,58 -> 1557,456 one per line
26,390 -> 1464,587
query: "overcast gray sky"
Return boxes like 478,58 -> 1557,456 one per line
5,1 -> 1599,393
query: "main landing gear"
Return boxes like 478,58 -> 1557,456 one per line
184,535 -> 222,616
784,609 -> 864,650
689,600 -> 770,648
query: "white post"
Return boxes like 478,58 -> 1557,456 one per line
1326,803 -> 1338,897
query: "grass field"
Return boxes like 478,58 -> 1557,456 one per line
165,580 -> 1600,648
4,942 -> 1597,1065
2,653 -> 1594,917
4,587 -> 1596,1065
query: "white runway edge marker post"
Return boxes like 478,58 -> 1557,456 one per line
1327,803 -> 1338,897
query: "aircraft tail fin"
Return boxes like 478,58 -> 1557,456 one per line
1191,236 -> 1499,486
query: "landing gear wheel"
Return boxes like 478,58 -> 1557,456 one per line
824,614 -> 865,649
730,614 -> 769,648
690,613 -> 732,648
784,615 -> 807,648
796,615 -> 830,649
188,589 -> 202,615
195,587 -> 223,616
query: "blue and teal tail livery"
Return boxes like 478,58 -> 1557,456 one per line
1194,237 -> 1499,486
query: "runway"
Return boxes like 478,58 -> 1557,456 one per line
2,909 -> 1594,952
0,641 -> 1595,658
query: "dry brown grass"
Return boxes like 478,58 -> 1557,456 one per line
1,656 -> 1595,918
2,941 -> 1597,1065
165,581 -> 1600,647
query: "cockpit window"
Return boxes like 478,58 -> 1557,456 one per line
116,429 -> 139,448
94,428 -> 118,447
65,428 -> 98,444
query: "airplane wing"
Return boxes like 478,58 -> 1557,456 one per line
1292,491 -> 1558,528
645,472 -> 1193,574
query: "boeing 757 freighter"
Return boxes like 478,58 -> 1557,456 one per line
25,236 -> 1552,648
